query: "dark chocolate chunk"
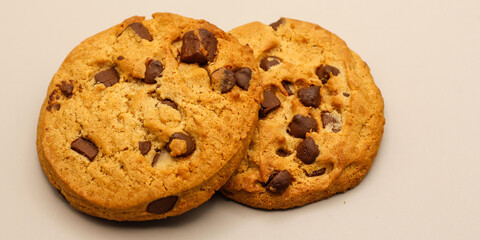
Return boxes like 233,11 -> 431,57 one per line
276,149 -> 291,157
139,141 -> 151,156
161,99 -> 177,109
95,68 -> 119,87
234,67 -> 252,90
198,29 -> 218,62
211,67 -> 235,93
266,170 -> 292,192
166,132 -> 196,157
260,56 -> 282,71
281,80 -> 294,95
260,89 -> 281,118
117,56 -> 125,60
46,103 -> 61,111
296,137 -> 319,164
152,151 -> 162,167
127,22 -> 153,41
321,112 -> 342,133
146,196 -> 178,214
316,65 -> 340,84
180,29 -> 218,64
144,60 -> 164,84
304,168 -> 326,177
71,137 -> 98,161
298,85 -> 321,108
343,92 -> 350,97
288,114 -> 318,138
269,18 -> 286,31
58,81 -> 73,98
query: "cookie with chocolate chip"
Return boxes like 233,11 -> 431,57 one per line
36,13 -> 261,221
221,18 -> 385,209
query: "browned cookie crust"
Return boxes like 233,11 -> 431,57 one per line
221,18 -> 385,209
37,13 -> 261,221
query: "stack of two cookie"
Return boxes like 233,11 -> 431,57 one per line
37,13 -> 384,221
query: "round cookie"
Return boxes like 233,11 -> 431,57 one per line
221,18 -> 385,209
36,13 -> 261,221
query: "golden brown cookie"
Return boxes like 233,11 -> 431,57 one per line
221,18 -> 385,209
36,13 -> 261,221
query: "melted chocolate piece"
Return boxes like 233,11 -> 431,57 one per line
144,60 -> 164,84
234,67 -> 252,90
288,114 -> 318,138
146,196 -> 178,214
298,86 -> 321,108
316,65 -> 339,84
71,137 -> 98,161
260,56 -> 281,71
95,68 -> 119,87
259,89 -> 281,118
166,132 -> 196,157
266,170 -> 292,192
139,141 -> 151,156
180,29 -> 218,64
127,22 -> 153,41
296,137 -> 319,164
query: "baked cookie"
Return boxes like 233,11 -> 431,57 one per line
37,13 -> 261,221
221,18 -> 384,209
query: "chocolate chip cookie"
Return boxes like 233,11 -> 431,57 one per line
36,13 -> 261,220
221,18 -> 385,209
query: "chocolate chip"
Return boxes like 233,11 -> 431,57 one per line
281,80 -> 294,95
58,81 -> 73,98
180,29 -> 218,64
304,168 -> 326,177
260,56 -> 282,71
166,132 -> 196,158
139,141 -> 151,156
321,112 -> 342,133
48,90 -> 57,104
95,68 -> 119,87
266,170 -> 292,192
259,89 -> 281,118
343,92 -> 350,97
127,22 -> 153,41
298,85 -> 321,108
117,56 -> 125,60
152,151 -> 162,167
161,99 -> 177,109
288,114 -> 318,138
296,137 -> 319,164
144,60 -> 164,84
46,103 -> 60,111
234,67 -> 252,90
276,149 -> 291,157
211,67 -> 235,93
316,65 -> 340,84
146,196 -> 178,214
71,137 -> 98,161
269,18 -> 286,31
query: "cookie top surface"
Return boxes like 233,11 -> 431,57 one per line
37,13 -> 260,209
222,18 -> 384,208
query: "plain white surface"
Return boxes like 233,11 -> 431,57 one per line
1,0 -> 479,239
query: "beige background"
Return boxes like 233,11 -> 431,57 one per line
1,0 -> 479,239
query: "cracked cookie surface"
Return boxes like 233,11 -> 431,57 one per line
221,18 -> 385,209
37,13 -> 261,221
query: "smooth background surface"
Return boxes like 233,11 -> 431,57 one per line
1,0 -> 479,239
